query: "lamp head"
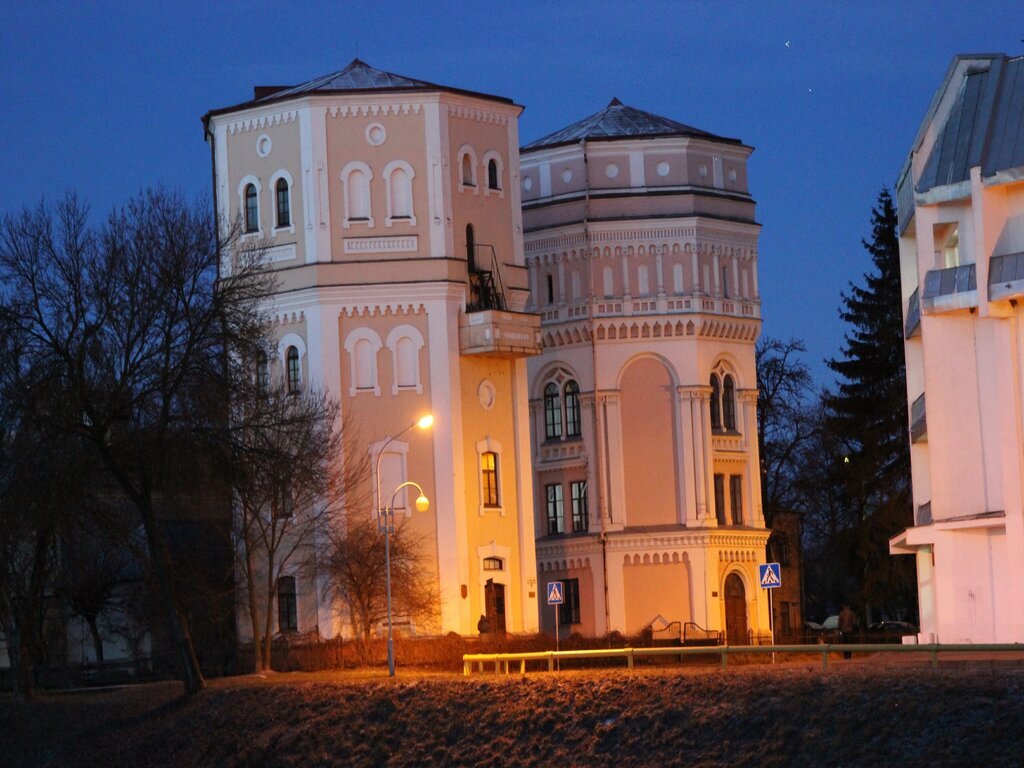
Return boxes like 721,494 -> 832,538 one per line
417,414 -> 434,430
415,495 -> 430,513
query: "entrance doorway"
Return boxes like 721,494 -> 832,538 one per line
724,573 -> 748,645
485,579 -> 506,634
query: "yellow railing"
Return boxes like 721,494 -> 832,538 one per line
462,643 -> 1024,676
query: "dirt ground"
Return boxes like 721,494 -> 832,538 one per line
2,659 -> 1022,767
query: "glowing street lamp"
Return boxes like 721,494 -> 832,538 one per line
375,415 -> 432,677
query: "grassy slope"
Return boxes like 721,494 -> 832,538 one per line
2,665 -> 1023,767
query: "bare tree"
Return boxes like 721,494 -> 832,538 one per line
324,510 -> 439,661
225,379 -> 354,673
0,191 -> 271,695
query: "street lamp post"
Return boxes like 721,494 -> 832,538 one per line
375,414 -> 433,677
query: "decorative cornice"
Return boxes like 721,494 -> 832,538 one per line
328,103 -> 422,118
447,104 -> 510,125
226,110 -> 299,135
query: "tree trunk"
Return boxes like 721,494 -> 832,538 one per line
262,566 -> 275,672
86,616 -> 104,664
243,538 -> 263,674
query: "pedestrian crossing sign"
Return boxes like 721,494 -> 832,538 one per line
546,581 -> 564,605
759,563 -> 782,589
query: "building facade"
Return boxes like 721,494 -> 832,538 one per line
203,60 -> 542,640
520,100 -> 772,643
891,54 -> 1024,644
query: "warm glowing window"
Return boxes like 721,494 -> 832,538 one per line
544,383 -> 562,439
571,480 -> 588,532
564,381 -> 581,437
244,184 -> 258,233
483,556 -> 504,571
275,178 -> 290,228
481,451 -> 499,507
546,483 -> 564,535
277,576 -> 297,632
286,346 -> 300,393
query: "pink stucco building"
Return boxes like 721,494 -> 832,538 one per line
891,54 -> 1024,643
521,100 -> 771,643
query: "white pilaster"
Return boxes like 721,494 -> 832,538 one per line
512,357 -> 539,632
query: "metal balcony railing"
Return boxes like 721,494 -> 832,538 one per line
905,287 -> 921,339
988,251 -> 1024,302
923,263 -> 976,300
910,393 -> 927,443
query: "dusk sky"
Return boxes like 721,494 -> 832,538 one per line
1,1 -> 1019,384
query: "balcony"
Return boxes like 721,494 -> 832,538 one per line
988,251 -> 1024,302
904,288 -> 921,339
921,264 -> 976,314
459,309 -> 542,358
910,393 -> 927,444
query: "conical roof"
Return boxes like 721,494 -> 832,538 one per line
523,98 -> 740,151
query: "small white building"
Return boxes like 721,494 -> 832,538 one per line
891,53 -> 1024,643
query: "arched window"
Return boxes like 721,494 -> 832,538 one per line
709,373 -> 722,430
256,353 -> 269,395
564,380 -> 581,437
487,158 -> 499,190
395,337 -> 416,388
341,161 -> 373,227
723,374 -> 736,430
383,160 -> 415,226
482,556 -> 504,571
544,382 -> 562,439
481,451 -> 499,507
275,178 -> 290,228
462,153 -> 475,186
344,328 -> 382,396
286,346 -> 301,393
385,325 -> 424,395
244,183 -> 258,233
354,339 -> 374,390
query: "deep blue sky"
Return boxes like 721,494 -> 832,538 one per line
1,1 -> 1020,384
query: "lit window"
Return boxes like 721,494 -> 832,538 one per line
275,178 -> 290,228
546,484 -> 564,535
570,480 -> 588,532
277,576 -> 297,632
244,183 -> 258,233
564,381 -> 581,438
481,451 -> 499,507
544,383 -> 562,439
487,158 -> 500,190
710,374 -> 722,430
286,346 -> 300,393
723,375 -> 736,431
483,556 -> 503,571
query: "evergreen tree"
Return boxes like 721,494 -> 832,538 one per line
824,187 -> 916,620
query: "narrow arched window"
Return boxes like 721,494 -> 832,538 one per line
389,167 -> 411,218
487,158 -> 500,190
723,374 -> 736,431
256,353 -> 269,395
466,224 -> 476,273
275,178 -> 290,228
481,451 -> 499,507
462,154 -> 474,186
348,169 -> 369,220
544,382 -> 562,439
286,346 -> 300,393
710,374 -> 722,430
564,380 -> 581,438
354,338 -> 374,390
244,184 -> 258,233
395,336 -> 416,388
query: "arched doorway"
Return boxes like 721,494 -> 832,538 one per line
724,573 -> 748,645
485,578 -> 506,635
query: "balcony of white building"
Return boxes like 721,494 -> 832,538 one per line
921,263 -> 976,314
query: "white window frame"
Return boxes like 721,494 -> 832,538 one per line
457,145 -> 478,194
344,327 -> 382,396
340,160 -> 374,228
475,436 -> 504,516
385,324 -> 425,395
276,333 -> 307,391
238,175 -> 263,238
482,150 -> 504,198
382,160 -> 417,227
370,439 -> 410,515
269,169 -> 296,234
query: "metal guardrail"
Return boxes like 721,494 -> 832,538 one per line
462,643 -> 1024,676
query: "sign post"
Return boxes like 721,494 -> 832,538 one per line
546,581 -> 564,663
758,563 -> 782,659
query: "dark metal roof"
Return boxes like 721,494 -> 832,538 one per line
916,54 -> 1024,193
523,98 -> 741,151
203,59 -> 515,123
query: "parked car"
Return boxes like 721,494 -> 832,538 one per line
821,615 -> 839,631
864,620 -> 918,643
804,620 -> 823,632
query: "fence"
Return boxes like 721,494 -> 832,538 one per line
463,643 -> 1024,676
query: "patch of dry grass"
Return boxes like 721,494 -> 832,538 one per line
2,663 -> 1022,767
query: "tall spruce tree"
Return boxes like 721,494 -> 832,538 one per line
825,187 -> 916,620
